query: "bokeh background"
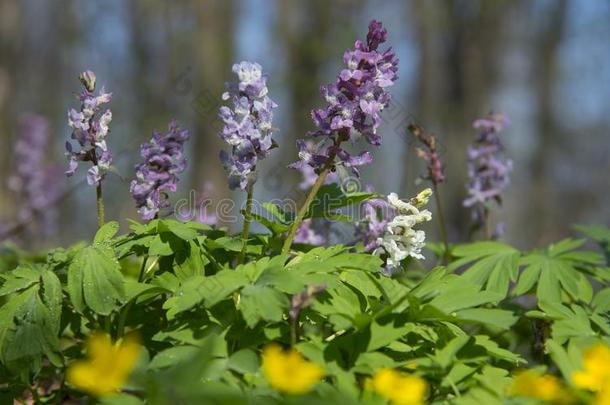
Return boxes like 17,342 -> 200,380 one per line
0,0 -> 609,249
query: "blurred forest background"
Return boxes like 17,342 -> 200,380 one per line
0,0 -> 609,250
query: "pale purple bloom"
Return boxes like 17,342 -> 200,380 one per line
463,113 -> 513,208
353,185 -> 392,252
130,121 -> 190,220
290,20 -> 399,175
296,148 -> 338,190
218,61 -> 277,190
8,114 -> 63,235
290,284 -> 327,320
294,219 -> 326,246
65,70 -> 113,186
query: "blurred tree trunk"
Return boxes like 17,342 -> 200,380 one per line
407,0 -> 510,242
0,0 -> 20,219
191,0 -> 235,210
528,0 -> 567,244
274,0 -> 363,199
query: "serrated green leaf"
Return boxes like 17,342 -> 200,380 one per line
239,285 -> 288,328
94,221 -> 120,245
67,245 -> 125,315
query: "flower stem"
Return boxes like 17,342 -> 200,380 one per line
482,206 -> 491,240
281,156 -> 334,256
432,184 -> 450,264
96,184 -> 105,228
290,317 -> 298,347
238,182 -> 254,264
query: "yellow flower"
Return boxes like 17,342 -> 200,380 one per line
509,370 -> 565,402
571,344 -> 610,405
572,344 -> 610,392
369,368 -> 427,405
261,344 -> 324,395
67,332 -> 141,397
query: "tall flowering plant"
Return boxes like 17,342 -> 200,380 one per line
282,19 -> 399,255
218,61 -> 277,262
65,70 -> 113,227
7,114 -> 63,237
463,113 -> 512,238
130,122 -> 190,220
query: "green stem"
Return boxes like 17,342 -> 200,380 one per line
290,317 -> 298,347
432,184 -> 450,264
96,184 -> 104,228
482,206 -> 491,240
117,257 -> 148,338
281,153 -> 336,256
138,256 -> 149,283
238,182 -> 255,264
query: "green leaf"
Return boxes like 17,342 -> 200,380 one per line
94,221 -> 120,245
449,242 -> 520,297
433,335 -> 470,369
516,239 -> 599,303
455,308 -> 518,330
239,285 -> 288,328
149,345 -> 199,370
227,349 -> 259,374
67,245 -> 125,315
306,183 -> 377,219
163,271 -> 248,319
538,301 -> 596,343
0,267 -> 62,376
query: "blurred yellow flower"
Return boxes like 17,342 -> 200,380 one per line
509,370 -> 565,402
66,332 -> 141,397
261,344 -> 324,395
572,344 -> 610,392
369,368 -> 427,405
572,343 -> 610,405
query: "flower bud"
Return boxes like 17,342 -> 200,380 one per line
410,188 -> 432,208
79,70 -> 96,92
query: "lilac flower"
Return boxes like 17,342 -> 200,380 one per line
289,284 -> 327,320
65,70 -> 114,186
130,121 -> 190,220
463,113 -> 513,208
218,61 -> 277,190
195,182 -> 218,226
8,114 -> 63,234
296,147 -> 338,190
290,20 -> 399,175
354,186 -> 392,252
294,219 -> 326,246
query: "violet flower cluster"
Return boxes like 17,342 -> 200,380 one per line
354,187 -> 392,252
65,71 -> 113,186
219,61 -> 278,190
130,122 -> 190,220
291,20 -> 399,175
8,114 -> 63,230
294,219 -> 326,246
463,113 -> 513,208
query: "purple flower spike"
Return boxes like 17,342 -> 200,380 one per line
8,114 -> 63,234
65,70 -> 113,186
463,113 -> 513,208
292,20 -> 399,175
130,121 -> 190,220
218,61 -> 277,190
